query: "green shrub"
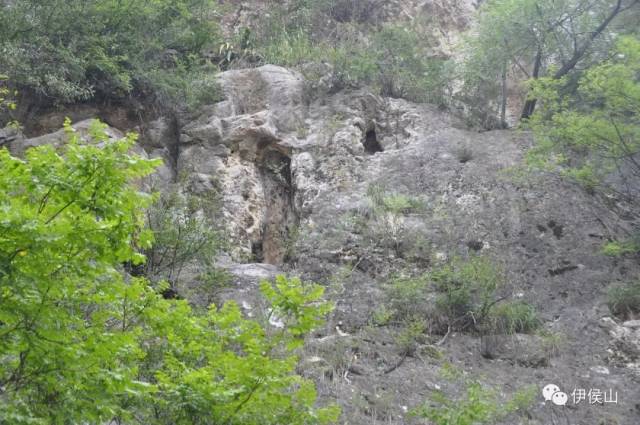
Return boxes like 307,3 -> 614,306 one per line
381,256 -> 539,335
395,318 -> 428,354
602,239 -> 640,257
384,274 -> 430,321
0,75 -> 16,112
326,36 -> 379,89
366,185 -> 426,218
430,255 -> 504,330
382,193 -> 425,215
537,329 -> 565,359
260,31 -> 323,67
248,4 -> 451,104
486,301 -> 540,334
371,305 -> 394,326
526,36 -> 640,201
143,187 -> 223,296
608,280 -> 640,320
370,24 -> 450,103
362,184 -> 426,256
138,64 -> 223,111
0,0 -> 222,108
413,380 -> 535,425
0,120 -> 339,424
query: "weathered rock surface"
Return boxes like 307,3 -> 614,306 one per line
9,119 -> 124,155
12,65 -> 640,425
147,65 -> 636,424
600,317 -> 640,377
173,65 -> 640,425
178,66 -> 306,264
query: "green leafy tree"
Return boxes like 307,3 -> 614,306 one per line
0,0 -> 222,107
461,0 -> 639,126
0,120 -> 339,424
0,119 -> 160,423
527,35 -> 640,254
527,36 -> 640,193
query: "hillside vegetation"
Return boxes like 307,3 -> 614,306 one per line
0,1 -> 639,424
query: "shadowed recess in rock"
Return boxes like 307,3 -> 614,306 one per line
363,128 -> 383,155
255,148 -> 298,265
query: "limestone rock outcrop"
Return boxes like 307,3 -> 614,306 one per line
9,64 -> 640,425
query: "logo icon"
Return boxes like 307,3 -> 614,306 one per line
542,384 -> 568,406
552,391 -> 568,406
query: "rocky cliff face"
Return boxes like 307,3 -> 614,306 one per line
7,65 -> 640,424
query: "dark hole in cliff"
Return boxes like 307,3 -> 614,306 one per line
547,220 -> 564,239
466,240 -> 483,252
363,128 -> 383,155
251,240 -> 264,263
161,286 -> 182,300
256,149 -> 298,265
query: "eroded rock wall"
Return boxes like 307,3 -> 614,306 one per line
8,64 -> 640,425
174,66 -> 640,425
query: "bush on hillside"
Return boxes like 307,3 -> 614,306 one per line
0,0 -> 222,108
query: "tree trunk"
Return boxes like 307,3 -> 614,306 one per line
520,0 -> 633,119
553,0 -> 626,80
521,49 -> 542,120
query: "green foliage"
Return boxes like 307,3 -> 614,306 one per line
527,36 -> 640,199
607,280 -> 640,320
461,0 -> 638,127
384,274 -> 430,321
248,2 -> 450,104
413,380 -> 535,425
430,256 -> 504,329
537,329 -> 566,359
602,239 -> 640,257
0,121 -> 338,424
0,0 -> 222,107
486,301 -> 540,334
439,362 -> 464,381
381,193 -> 425,216
0,75 -> 19,129
260,275 -> 335,348
395,318 -> 428,354
141,184 -> 233,307
383,196 -> 422,216
370,25 -> 450,103
371,305 -> 394,326
260,31 -> 324,68
362,184 -> 427,256
136,276 -> 339,425
0,75 -> 16,112
382,256 -> 534,335
139,64 -> 223,111
143,187 -> 223,296
0,119 -> 159,423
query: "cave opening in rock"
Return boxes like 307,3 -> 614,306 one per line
255,148 -> 298,265
363,128 -> 383,154
251,240 -> 264,263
